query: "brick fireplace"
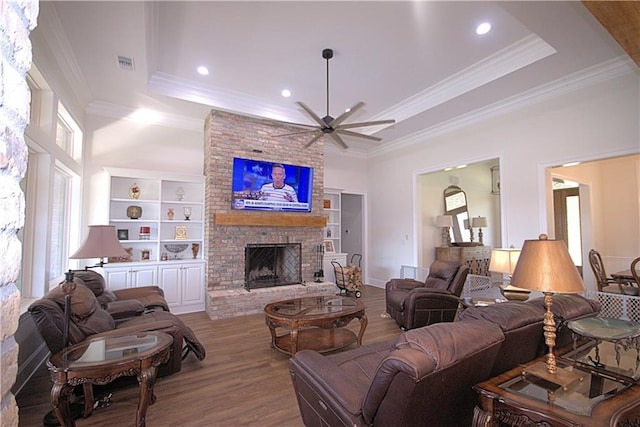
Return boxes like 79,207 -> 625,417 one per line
204,110 -> 335,319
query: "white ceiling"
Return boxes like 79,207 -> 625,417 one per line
33,1 -> 636,155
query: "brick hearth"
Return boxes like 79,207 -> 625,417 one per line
204,110 -> 330,319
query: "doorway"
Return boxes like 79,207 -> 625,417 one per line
341,193 -> 364,271
552,181 -> 583,276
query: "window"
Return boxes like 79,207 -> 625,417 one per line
21,64 -> 83,302
49,166 -> 72,282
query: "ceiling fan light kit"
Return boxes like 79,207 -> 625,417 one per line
275,48 -> 395,150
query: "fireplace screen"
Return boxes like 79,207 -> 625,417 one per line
245,243 -> 302,290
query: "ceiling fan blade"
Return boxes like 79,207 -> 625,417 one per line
336,129 -> 382,142
329,101 -> 365,128
304,132 -> 324,148
297,102 -> 328,128
329,133 -> 349,150
336,119 -> 396,130
273,129 -> 321,138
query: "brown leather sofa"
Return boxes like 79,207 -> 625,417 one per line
289,294 -> 600,427
29,277 -> 206,375
71,269 -> 170,323
385,260 -> 469,330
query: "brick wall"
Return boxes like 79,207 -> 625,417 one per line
0,1 -> 38,425
204,110 -> 335,319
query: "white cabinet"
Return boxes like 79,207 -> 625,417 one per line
103,167 -> 206,313
323,189 -> 342,253
158,262 -> 206,314
323,253 -> 348,284
103,264 -> 158,291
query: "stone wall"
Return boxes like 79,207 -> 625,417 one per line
1,1 -> 38,425
203,110 -> 332,319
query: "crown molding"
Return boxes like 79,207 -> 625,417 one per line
368,56 -> 635,158
369,35 -> 556,126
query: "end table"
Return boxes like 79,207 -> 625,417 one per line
47,331 -> 172,427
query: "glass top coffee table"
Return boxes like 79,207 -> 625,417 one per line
264,295 -> 367,356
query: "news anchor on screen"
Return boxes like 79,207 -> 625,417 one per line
259,163 -> 298,202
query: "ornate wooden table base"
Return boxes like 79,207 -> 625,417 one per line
264,295 -> 367,355
47,332 -> 172,427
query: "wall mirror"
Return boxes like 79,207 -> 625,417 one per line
443,185 -> 470,243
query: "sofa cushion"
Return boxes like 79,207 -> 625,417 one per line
395,320 -> 504,368
76,307 -> 116,336
527,294 -> 601,322
424,277 -> 448,290
428,260 -> 459,283
72,269 -> 107,296
457,301 -> 545,332
48,283 -> 99,321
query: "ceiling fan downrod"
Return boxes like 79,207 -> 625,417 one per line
322,48 -> 333,122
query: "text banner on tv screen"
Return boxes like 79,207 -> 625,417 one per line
231,157 -> 313,212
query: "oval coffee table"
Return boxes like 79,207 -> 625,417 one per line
264,295 -> 367,356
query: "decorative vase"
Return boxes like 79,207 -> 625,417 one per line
191,243 -> 200,259
168,208 -> 174,220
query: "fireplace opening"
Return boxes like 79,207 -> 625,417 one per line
245,243 -> 302,290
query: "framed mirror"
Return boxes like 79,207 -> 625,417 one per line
443,185 -> 470,243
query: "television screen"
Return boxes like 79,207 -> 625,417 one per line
231,157 -> 314,212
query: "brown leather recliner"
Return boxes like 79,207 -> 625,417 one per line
289,320 -> 504,427
28,281 -> 206,375
385,260 -> 469,330
71,269 -> 169,323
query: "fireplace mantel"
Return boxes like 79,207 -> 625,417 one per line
214,212 -> 327,228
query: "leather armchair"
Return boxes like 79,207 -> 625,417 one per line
289,320 -> 504,427
385,260 -> 469,330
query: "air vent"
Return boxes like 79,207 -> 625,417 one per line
117,55 -> 134,71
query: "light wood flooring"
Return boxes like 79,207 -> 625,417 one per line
17,285 -> 401,426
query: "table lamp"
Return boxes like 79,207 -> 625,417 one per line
435,215 -> 453,247
510,234 -> 585,389
70,225 -> 129,267
489,247 -> 528,300
471,216 -> 488,245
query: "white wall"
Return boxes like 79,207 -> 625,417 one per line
361,73 -> 640,287
83,114 -> 204,226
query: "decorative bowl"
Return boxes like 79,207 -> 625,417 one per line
164,243 -> 189,259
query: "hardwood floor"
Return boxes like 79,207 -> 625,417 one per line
17,285 -> 401,426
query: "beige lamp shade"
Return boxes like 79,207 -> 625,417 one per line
471,216 -> 488,228
510,234 -> 584,294
489,248 -> 521,275
70,225 -> 129,265
435,215 -> 453,227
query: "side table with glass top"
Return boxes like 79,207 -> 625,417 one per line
563,316 -> 640,382
47,331 -> 173,427
473,349 -> 640,427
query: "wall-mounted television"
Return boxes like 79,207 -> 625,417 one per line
231,157 -> 314,212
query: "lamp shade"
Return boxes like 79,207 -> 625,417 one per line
489,248 -> 521,275
510,234 -> 584,294
70,225 -> 129,260
471,216 -> 488,228
435,215 -> 453,227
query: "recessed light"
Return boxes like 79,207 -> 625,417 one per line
444,167 -> 454,172
476,22 -> 491,35
562,162 -> 581,167
281,89 -> 291,98
197,66 -> 209,76
456,164 -> 468,169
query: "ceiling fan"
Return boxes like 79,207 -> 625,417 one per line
275,48 -> 395,149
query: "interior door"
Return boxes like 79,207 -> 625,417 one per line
553,187 -> 583,276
